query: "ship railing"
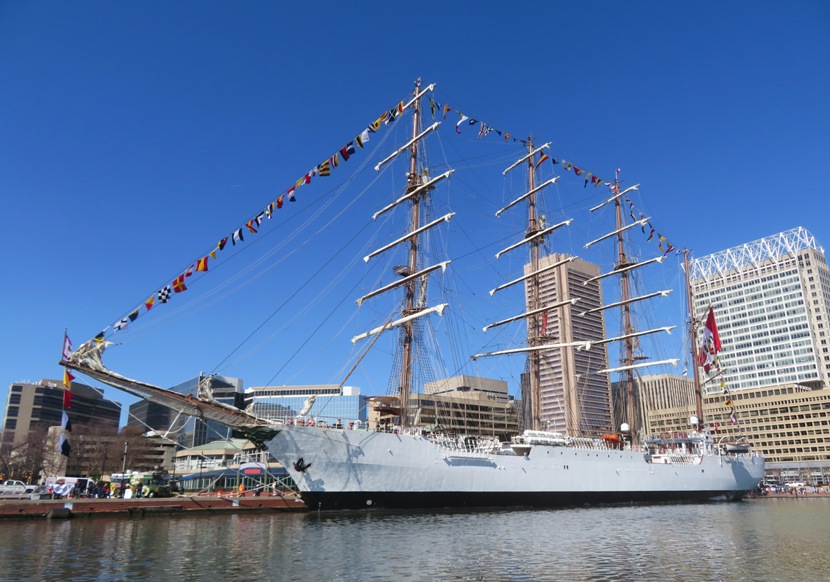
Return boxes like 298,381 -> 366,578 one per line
427,435 -> 502,455
667,453 -> 704,465
567,437 -> 609,450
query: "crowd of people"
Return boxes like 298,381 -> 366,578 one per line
48,480 -> 153,500
760,484 -> 828,496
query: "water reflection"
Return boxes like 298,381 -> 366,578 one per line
2,500 -> 828,581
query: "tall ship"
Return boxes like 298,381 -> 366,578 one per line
63,80 -> 764,510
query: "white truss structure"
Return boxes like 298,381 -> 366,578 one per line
690,227 -> 822,281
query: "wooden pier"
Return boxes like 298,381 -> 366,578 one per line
0,494 -> 307,520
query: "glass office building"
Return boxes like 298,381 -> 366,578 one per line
690,227 -> 830,392
128,375 -> 244,447
245,384 -> 367,426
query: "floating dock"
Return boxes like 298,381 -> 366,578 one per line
0,494 -> 307,520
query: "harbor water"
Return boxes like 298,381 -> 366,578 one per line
2,498 -> 828,581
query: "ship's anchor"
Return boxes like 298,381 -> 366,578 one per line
293,458 -> 312,472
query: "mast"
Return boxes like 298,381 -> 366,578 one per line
613,176 -> 637,439
525,138 -> 543,432
399,79 -> 424,429
586,179 -> 678,440
479,139 -> 574,433
354,81 -> 449,430
684,249 -> 705,426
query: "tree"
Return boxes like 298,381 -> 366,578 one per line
20,427 -> 51,483
0,427 -> 53,483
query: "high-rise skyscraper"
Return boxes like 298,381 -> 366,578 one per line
526,254 -> 612,436
690,227 -> 830,392
2,379 -> 121,446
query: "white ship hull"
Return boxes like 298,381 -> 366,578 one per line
267,426 -> 765,510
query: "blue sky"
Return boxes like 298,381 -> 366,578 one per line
2,2 -> 828,426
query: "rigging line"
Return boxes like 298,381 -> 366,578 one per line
107,121 -> 399,340
257,222 -> 385,386
111,200 -> 339,348
70,371 -> 240,469
217,175 -> 398,376
211,214 -> 379,376
106,181 -> 339,334
133,145 -> 393,358
432,143 -> 521,171
221,245 -> 372,376
327,304 -> 400,383
434,137 -> 520,204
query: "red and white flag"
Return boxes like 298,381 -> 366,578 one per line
698,307 -> 722,373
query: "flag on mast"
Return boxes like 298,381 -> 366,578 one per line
63,386 -> 76,409
62,332 -> 73,361
58,434 -> 71,457
698,307 -> 722,373
61,411 -> 72,433
58,410 -> 72,457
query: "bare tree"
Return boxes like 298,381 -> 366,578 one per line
20,427 -> 51,483
0,431 -> 17,481
0,426 -> 56,483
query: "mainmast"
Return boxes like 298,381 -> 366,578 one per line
474,140 -> 577,434
684,249 -> 705,426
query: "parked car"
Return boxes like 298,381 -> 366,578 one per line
0,480 -> 39,497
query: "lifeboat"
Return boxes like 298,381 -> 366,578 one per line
602,433 -> 625,450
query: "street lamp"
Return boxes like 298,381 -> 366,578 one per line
198,459 -> 204,493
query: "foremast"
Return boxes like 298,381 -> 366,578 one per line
354,79 -> 450,430
399,79 -> 425,429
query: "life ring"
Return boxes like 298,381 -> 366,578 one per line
306,418 -> 315,427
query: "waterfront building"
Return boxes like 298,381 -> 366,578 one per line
128,433 -> 177,473
175,438 -> 291,493
613,374 -> 697,438
690,227 -> 830,392
174,438 -> 259,474
401,375 -> 518,438
525,254 -> 612,436
249,377 -> 518,438
245,384 -> 367,426
126,400 -> 188,436
2,379 -> 120,447
637,374 -> 830,485
705,384 -> 830,484
424,374 -> 509,401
